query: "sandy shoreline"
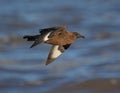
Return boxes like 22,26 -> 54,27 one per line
46,78 -> 120,93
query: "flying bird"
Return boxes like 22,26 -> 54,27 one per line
23,26 -> 85,65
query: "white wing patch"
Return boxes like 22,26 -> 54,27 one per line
51,45 -> 62,58
46,45 -> 63,65
43,32 -> 51,41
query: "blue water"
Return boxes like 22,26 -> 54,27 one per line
0,0 -> 120,93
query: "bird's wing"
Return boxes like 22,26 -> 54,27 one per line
45,44 -> 71,65
39,26 -> 67,38
23,34 -> 43,48
30,35 -> 44,48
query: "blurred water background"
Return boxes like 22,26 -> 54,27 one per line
0,0 -> 120,93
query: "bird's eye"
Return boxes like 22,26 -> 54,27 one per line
58,32 -> 62,35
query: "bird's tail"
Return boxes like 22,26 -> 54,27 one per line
23,35 -> 43,48
23,35 -> 40,41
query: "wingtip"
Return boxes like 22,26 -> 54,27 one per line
45,58 -> 55,65
30,45 -> 33,48
30,44 -> 34,48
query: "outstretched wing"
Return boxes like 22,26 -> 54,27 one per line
39,26 -> 67,38
45,44 -> 71,65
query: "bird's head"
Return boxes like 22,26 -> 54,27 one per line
73,32 -> 85,39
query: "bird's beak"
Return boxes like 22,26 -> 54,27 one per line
81,35 -> 85,38
78,35 -> 85,38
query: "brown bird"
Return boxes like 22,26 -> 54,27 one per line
23,26 -> 85,65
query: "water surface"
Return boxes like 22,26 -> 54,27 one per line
0,0 -> 120,93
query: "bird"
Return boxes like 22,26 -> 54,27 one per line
23,26 -> 85,65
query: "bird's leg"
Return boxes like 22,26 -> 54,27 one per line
58,45 -> 65,52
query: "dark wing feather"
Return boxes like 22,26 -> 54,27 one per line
39,26 -> 67,37
30,35 -> 45,48
63,44 -> 71,50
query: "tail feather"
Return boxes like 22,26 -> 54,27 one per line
23,35 -> 43,48
23,35 -> 40,41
